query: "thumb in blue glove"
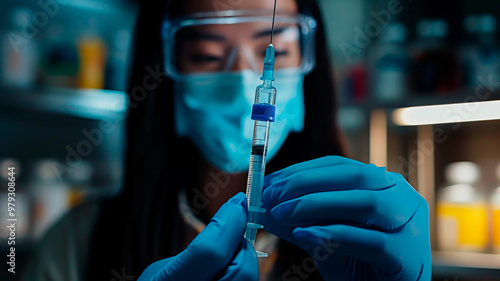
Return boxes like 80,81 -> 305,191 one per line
137,192 -> 258,281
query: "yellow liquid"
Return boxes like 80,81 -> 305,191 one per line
437,202 -> 488,251
493,208 -> 500,253
77,38 -> 106,89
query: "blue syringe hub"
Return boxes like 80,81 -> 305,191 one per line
261,44 -> 275,81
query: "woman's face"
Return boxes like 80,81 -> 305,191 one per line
177,0 -> 301,74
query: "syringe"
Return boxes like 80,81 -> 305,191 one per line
244,0 -> 278,258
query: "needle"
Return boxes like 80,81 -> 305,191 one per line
270,0 -> 277,44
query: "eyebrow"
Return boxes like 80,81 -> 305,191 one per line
181,30 -> 227,42
252,27 -> 287,39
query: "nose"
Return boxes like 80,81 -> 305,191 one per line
226,46 -> 257,72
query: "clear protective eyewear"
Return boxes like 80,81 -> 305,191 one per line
161,10 -> 317,79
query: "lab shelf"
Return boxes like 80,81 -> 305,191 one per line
361,98 -> 500,281
340,88 -> 500,112
2,0 -> 133,15
0,86 -> 127,120
432,251 -> 500,279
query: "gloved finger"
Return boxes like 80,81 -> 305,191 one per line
158,192 -> 248,281
264,156 -> 364,186
292,224 -> 402,275
263,160 -> 395,208
259,207 -> 297,244
270,183 -> 421,231
217,239 -> 259,281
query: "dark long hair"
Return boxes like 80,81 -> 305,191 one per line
86,0 -> 346,280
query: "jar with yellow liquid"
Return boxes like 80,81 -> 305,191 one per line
491,164 -> 500,254
77,33 -> 107,89
437,162 -> 488,252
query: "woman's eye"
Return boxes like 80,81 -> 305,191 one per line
275,50 -> 289,57
189,54 -> 223,64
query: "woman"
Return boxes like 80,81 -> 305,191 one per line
24,0 -> 430,280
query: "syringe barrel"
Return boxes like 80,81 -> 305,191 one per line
244,84 -> 277,253
245,150 -> 266,246
255,83 -> 276,105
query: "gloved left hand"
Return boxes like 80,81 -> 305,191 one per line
137,192 -> 258,281
260,156 -> 431,281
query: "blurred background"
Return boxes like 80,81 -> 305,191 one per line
0,0 -> 499,280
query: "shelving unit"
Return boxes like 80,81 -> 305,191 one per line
0,86 -> 127,190
0,87 -> 127,281
354,97 -> 500,280
0,86 -> 127,120
432,251 -> 500,278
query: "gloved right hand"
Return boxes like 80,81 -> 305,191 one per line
260,156 -> 431,281
137,192 -> 258,281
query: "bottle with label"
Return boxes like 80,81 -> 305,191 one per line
26,159 -> 69,240
106,29 -> 131,91
66,160 -> 93,207
436,162 -> 488,252
410,19 -> 460,94
0,159 -> 30,241
370,23 -> 409,102
0,8 -> 39,89
76,23 -> 107,89
461,14 -> 500,90
491,164 -> 500,254
344,63 -> 368,104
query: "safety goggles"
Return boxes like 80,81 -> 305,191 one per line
161,10 -> 317,79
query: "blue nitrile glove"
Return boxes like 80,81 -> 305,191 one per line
261,156 -> 431,281
137,192 -> 258,281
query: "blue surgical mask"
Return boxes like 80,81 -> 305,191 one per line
174,68 -> 304,173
